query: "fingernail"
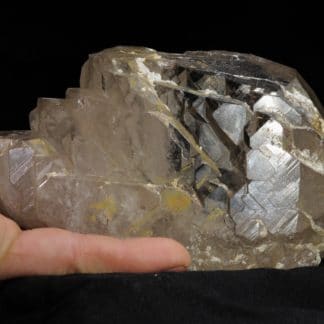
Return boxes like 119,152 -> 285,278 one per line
166,266 -> 187,272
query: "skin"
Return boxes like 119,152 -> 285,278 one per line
0,213 -> 191,279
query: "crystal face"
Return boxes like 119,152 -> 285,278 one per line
0,47 -> 323,270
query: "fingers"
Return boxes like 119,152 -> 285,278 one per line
0,217 -> 191,279
0,214 -> 21,267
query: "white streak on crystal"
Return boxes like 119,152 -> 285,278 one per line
135,57 -> 162,84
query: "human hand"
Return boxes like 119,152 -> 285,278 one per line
0,213 -> 190,279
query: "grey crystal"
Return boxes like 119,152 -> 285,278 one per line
0,47 -> 323,270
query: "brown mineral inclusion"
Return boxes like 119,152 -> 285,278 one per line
0,47 -> 323,270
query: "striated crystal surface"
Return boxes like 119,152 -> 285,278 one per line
0,47 -> 324,270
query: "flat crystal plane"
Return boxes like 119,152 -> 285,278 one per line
0,47 -> 323,270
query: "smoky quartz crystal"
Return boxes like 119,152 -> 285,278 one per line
0,47 -> 323,270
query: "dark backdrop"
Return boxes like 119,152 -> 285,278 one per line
0,7 -> 323,130
0,5 -> 324,323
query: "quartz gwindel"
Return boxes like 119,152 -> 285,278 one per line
0,47 -> 323,270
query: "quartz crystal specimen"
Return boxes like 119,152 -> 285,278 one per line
0,47 -> 323,270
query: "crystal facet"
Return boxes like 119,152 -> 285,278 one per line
0,47 -> 323,270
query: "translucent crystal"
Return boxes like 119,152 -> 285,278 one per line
0,47 -> 323,270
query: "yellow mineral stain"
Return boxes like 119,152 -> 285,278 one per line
27,138 -> 56,156
90,197 -> 117,221
88,214 -> 97,223
129,78 -> 136,88
138,229 -> 153,237
311,116 -> 324,136
206,208 -> 226,222
196,175 -> 208,190
162,189 -> 192,213
181,163 -> 193,173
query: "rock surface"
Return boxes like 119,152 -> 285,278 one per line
0,47 -> 323,270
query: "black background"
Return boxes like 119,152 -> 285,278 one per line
1,4 -> 324,323
0,6 -> 323,130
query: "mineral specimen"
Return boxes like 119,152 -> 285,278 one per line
0,47 -> 323,270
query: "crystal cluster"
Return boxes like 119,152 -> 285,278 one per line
0,47 -> 323,270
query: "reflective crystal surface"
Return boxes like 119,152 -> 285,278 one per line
1,47 -> 323,270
